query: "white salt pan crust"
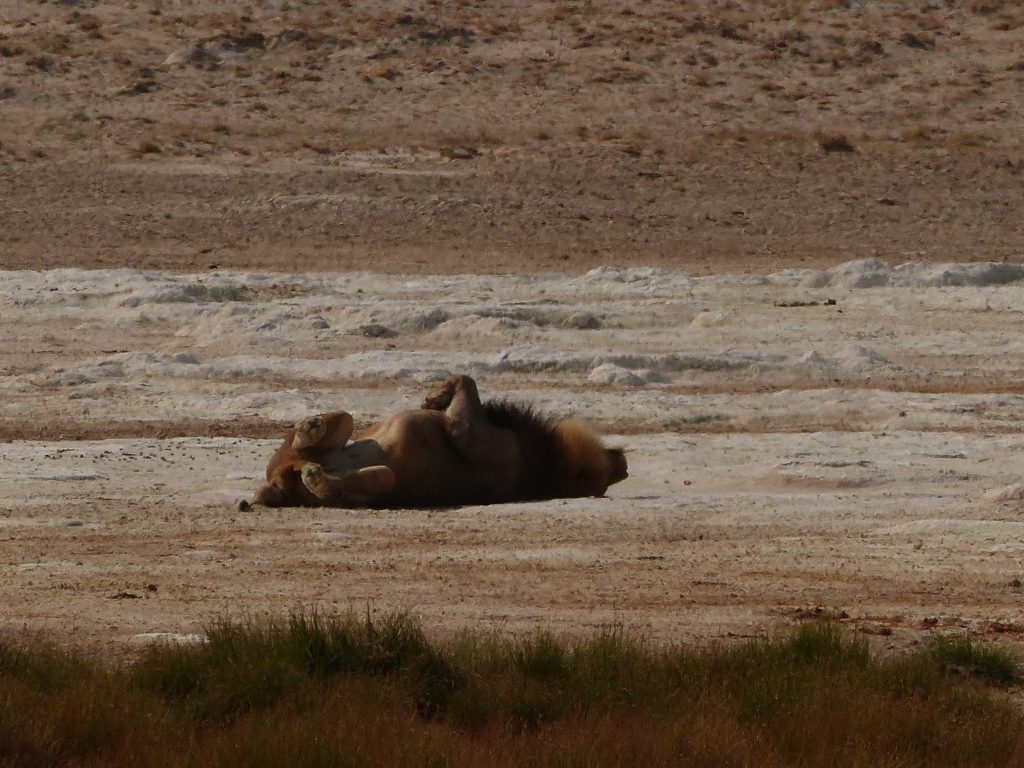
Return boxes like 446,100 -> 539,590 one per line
4,259 -> 1024,648
5,259 -> 1024,427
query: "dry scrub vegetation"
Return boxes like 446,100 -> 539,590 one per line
1,0 -> 1023,272
2,0 -> 1023,156
1,614 -> 1023,767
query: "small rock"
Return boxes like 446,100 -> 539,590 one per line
568,311 -> 602,330
988,621 -> 1021,634
985,483 -> 1024,502
356,323 -> 397,339
859,622 -> 894,636
163,43 -> 221,68
439,146 -> 479,160
117,79 -> 158,96
130,632 -> 206,646
54,371 -> 93,387
690,310 -> 730,328
412,308 -> 449,331
588,363 -> 645,386
636,368 -> 669,384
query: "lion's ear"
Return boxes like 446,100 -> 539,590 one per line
606,448 -> 628,485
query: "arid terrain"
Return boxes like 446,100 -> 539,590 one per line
2,1 -> 1024,657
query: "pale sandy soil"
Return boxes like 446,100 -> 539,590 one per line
2,1 -> 1024,658
3,264 -> 1024,658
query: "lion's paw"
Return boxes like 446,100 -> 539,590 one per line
301,462 -> 325,491
421,378 -> 458,411
293,415 -> 327,450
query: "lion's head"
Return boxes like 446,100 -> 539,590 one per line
553,418 -> 628,498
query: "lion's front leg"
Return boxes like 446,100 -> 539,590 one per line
301,462 -> 396,508
292,411 -> 354,453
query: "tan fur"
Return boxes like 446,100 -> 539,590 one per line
252,375 -> 628,509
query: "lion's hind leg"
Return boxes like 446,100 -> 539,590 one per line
292,411 -> 354,452
421,375 -> 519,497
422,375 -> 506,449
301,462 -> 396,507
421,374 -> 493,444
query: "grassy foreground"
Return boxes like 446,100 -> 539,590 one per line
1,613 -> 1022,768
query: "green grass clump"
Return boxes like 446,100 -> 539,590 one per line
0,633 -> 95,690
929,634 -> 1022,685
132,610 -> 462,721
0,615 -> 1022,767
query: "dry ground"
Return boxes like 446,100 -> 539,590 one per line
5,266 -> 1024,659
1,0 -> 1023,273
2,1 -> 1024,658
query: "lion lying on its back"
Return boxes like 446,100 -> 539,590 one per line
252,375 -> 628,509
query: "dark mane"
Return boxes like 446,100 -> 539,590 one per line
483,399 -> 561,500
483,398 -> 556,435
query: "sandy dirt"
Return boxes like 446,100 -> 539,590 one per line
2,1 -> 1024,657
4,265 -> 1024,658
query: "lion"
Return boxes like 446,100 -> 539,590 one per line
252,374 -> 628,508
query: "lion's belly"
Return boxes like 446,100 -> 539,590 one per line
349,410 -> 485,505
319,438 -> 387,476
306,410 -> 481,505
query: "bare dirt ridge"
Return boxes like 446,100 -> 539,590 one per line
1,0 -> 1023,273
3,1 -> 1024,658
